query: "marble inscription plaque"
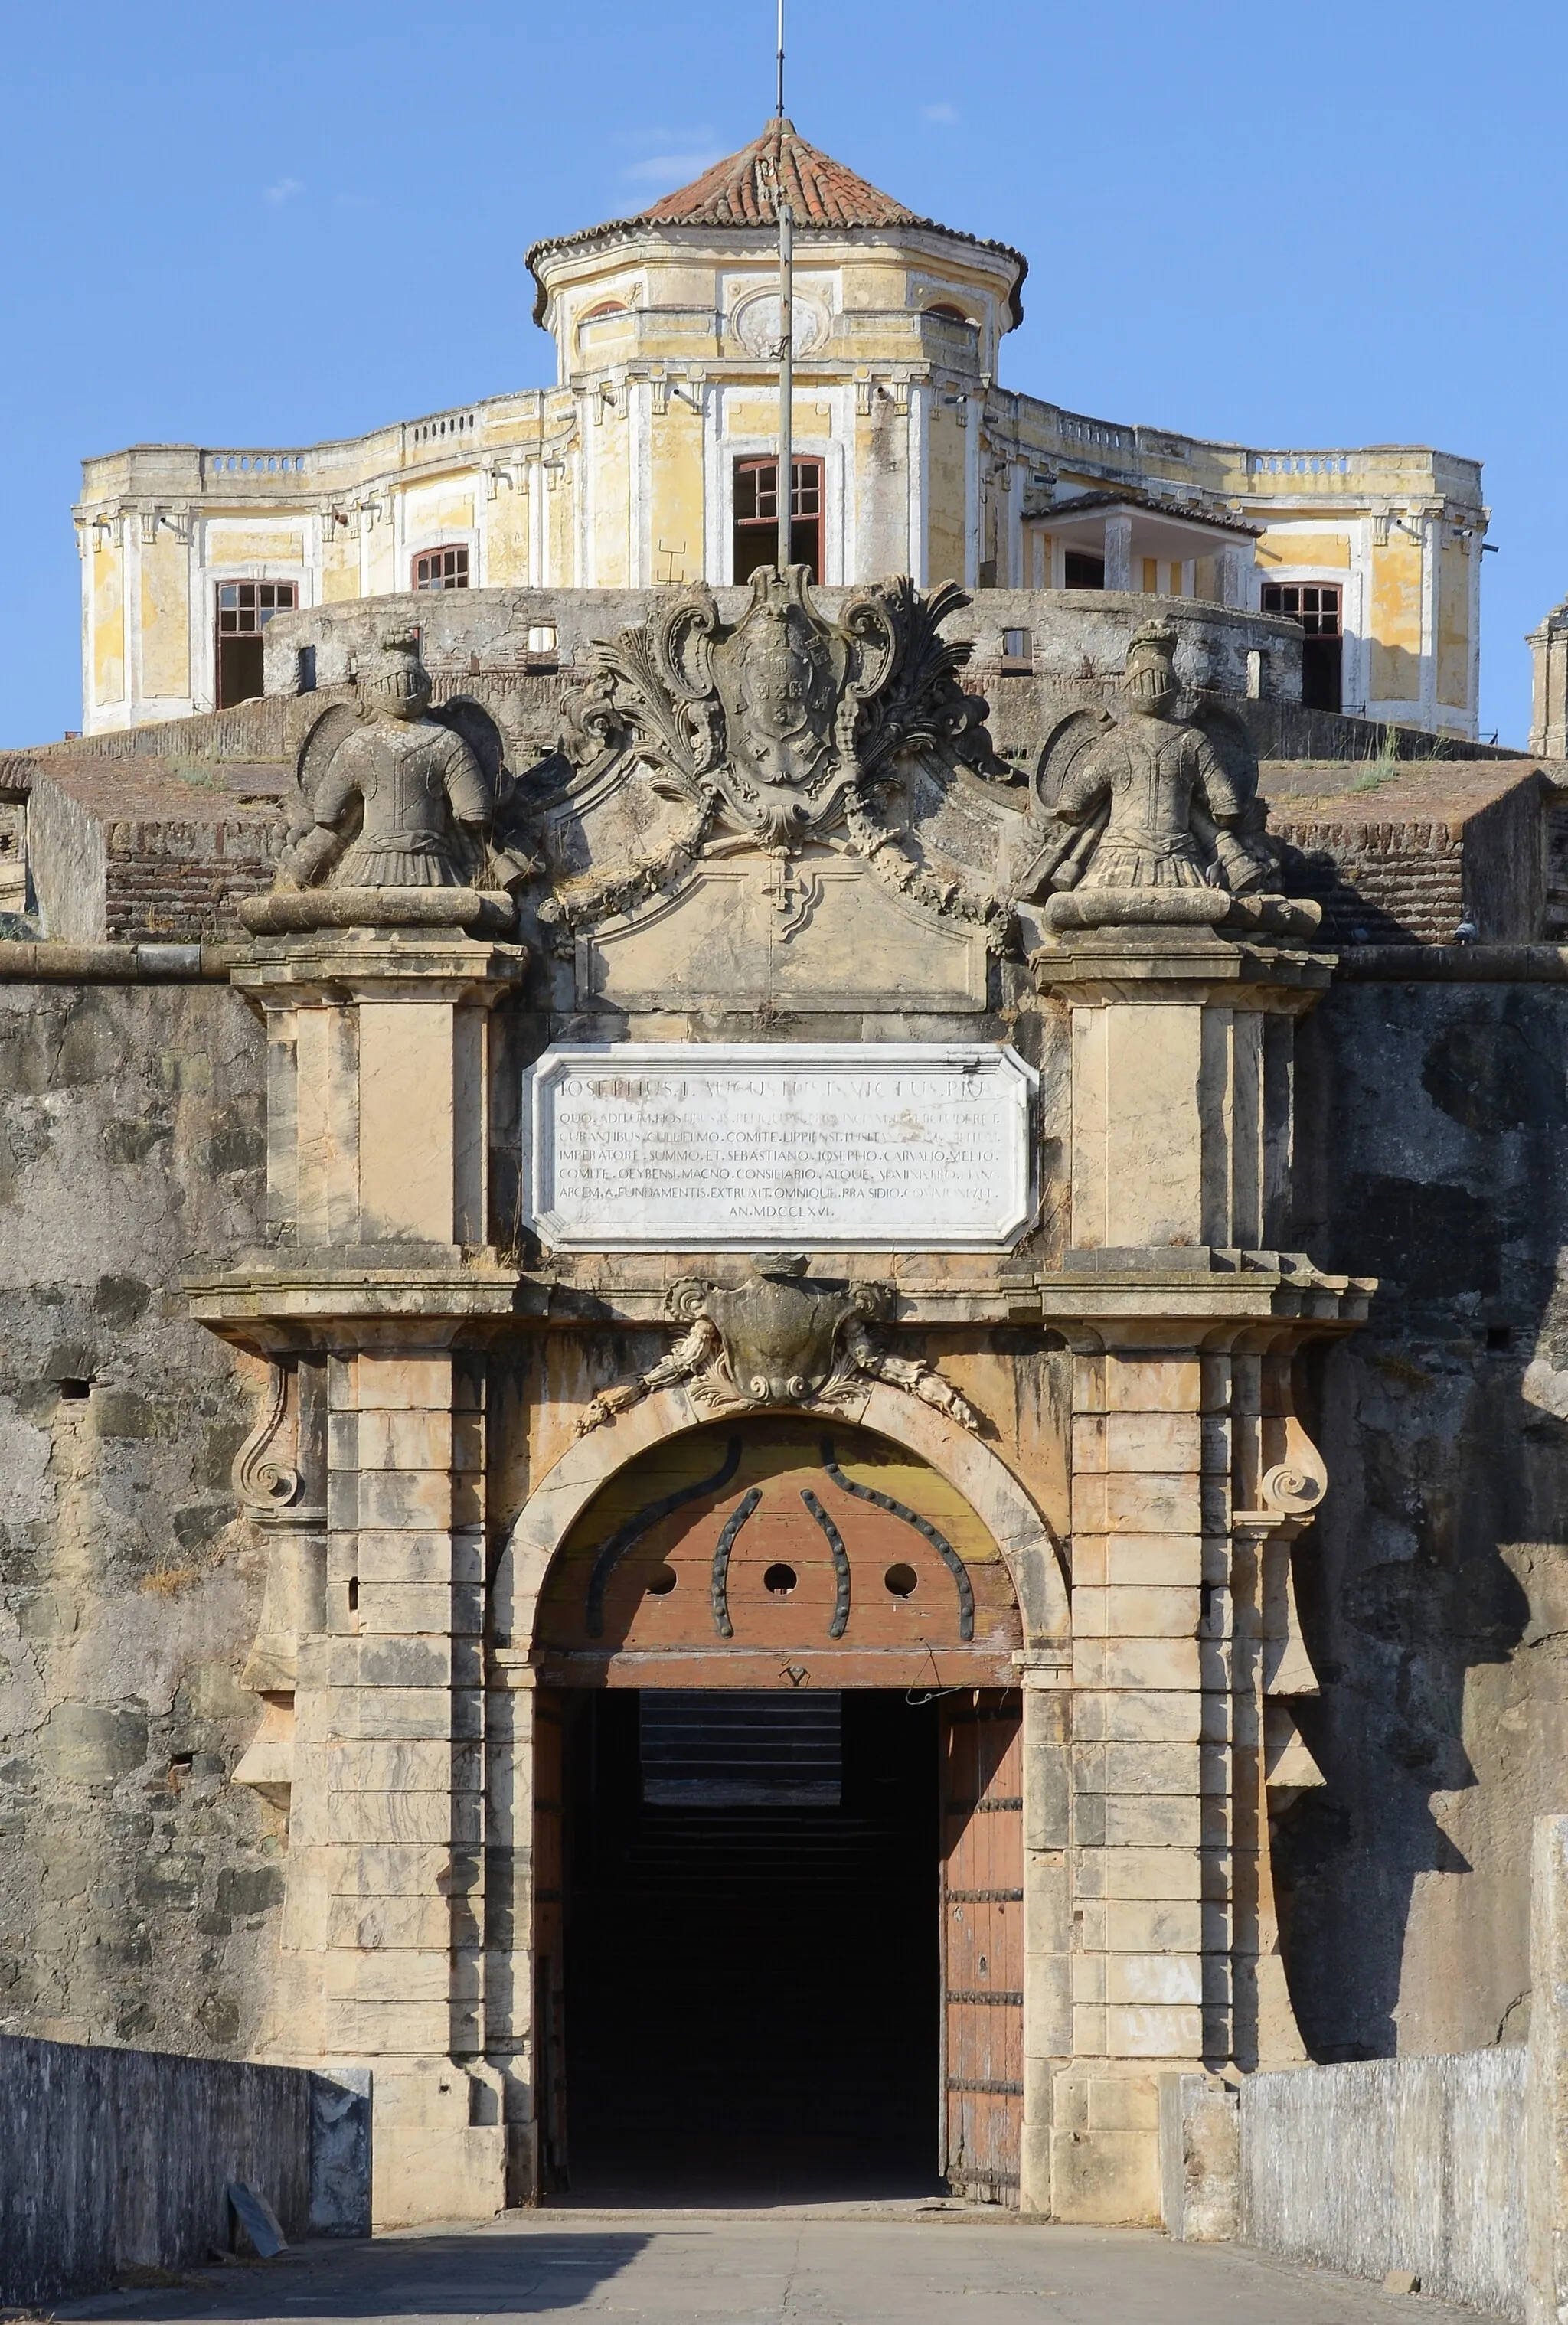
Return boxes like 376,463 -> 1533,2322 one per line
525,1043 -> 1036,1252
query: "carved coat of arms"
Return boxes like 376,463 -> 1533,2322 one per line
557,564 -> 1007,856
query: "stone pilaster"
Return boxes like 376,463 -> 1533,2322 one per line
1019,1666 -> 1072,2216
1054,1330 -> 1210,2222
306,1340 -> 503,2225
1034,917 -> 1362,2221
189,916 -> 529,2228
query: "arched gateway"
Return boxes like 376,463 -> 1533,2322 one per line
191,583 -> 1366,2232
491,1393 -> 1069,2203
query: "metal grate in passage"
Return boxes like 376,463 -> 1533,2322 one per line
639,1690 -> 843,1807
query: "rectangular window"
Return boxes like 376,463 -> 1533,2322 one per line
1262,580 -> 1343,714
413,544 -> 470,592
733,456 -> 823,583
214,579 -> 296,710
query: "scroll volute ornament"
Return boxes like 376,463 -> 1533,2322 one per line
231,1357 -> 325,1527
577,1252 -> 982,1435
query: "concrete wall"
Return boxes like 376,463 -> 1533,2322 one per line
0,2036 -> 369,2304
1240,2052 -> 1526,2317
1,2035 -> 311,2304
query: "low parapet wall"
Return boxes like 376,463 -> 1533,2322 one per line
1240,2052 -> 1526,2318
1163,1815 -> 1568,2321
0,2036 -> 369,2307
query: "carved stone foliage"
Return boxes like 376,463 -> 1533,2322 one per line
1018,622 -> 1315,935
244,633 -> 535,929
577,1251 -> 982,1436
539,567 -> 1014,946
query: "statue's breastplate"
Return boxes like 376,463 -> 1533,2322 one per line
351,727 -> 448,838
1109,727 -> 1193,836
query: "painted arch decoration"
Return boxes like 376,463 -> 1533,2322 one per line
494,1380 -> 1070,1687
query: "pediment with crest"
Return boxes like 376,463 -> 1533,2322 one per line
510,566 -> 1024,955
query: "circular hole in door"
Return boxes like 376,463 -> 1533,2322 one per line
763,1563 -> 798,1595
646,1564 -> 677,1596
884,1562 -> 918,1598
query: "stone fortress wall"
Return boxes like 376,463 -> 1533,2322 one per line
5,566 -> 1568,2229
5,953 -> 1568,2072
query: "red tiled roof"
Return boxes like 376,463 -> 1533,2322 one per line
528,119 -> 1026,323
644,118 -> 920,230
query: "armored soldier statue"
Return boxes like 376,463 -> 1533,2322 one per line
279,632 -> 496,891
1050,622 -> 1271,894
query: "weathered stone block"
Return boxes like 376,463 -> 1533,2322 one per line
1089,2072 -> 1161,2131
372,2122 -> 505,2231
356,1582 -> 481,1636
1103,1474 -> 1204,1533
1105,1795 -> 1202,1848
357,1470 -> 454,1532
1158,2072 -> 1239,2242
1024,1952 -> 1072,2057
1106,2002 -> 1204,2057
1104,1359 -> 1202,1413
355,1408 -> 455,1473
328,1741 -> 479,1794
1104,1412 -> 1203,1471
1051,2125 -> 1162,2225
329,1844 -> 466,1897
1072,1954 -> 1107,2003
1107,1951 -> 1202,2006
1072,2003 -> 1108,2055
324,1948 -> 479,2004
1106,1533 -> 1204,1585
1102,1847 -> 1204,1901
354,1357 -> 457,1411
1104,1585 -> 1202,1638
1101,1742 -> 1204,1795
1074,1638 -> 1201,1690
1079,1691 -> 1204,1744
357,1530 -> 483,1585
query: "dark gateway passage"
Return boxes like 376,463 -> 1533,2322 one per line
560,1690 -> 942,2199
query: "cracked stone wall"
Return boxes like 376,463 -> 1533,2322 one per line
1283,975 -> 1568,2061
5,962 -> 1568,2075
0,975 -> 283,2052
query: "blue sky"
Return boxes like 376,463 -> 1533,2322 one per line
2,0 -> 1562,746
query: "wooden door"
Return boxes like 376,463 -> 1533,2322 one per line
534,1690 -> 569,2191
939,1690 -> 1024,2205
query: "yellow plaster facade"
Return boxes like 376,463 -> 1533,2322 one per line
74,125 -> 1487,739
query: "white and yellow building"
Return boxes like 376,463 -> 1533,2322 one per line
76,119 -> 1488,737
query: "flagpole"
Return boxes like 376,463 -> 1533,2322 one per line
775,0 -> 792,573
777,193 -> 793,574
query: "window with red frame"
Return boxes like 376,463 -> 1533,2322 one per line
214,579 -> 296,708
732,456 -> 823,583
413,544 -> 469,592
1262,580 -> 1343,713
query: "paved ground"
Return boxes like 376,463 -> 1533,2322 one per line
60,2207 -> 1499,2325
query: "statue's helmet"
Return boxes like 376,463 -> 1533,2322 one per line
367,630 -> 431,720
1123,619 -> 1180,713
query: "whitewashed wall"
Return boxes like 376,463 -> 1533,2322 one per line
1241,2051 -> 1527,2319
